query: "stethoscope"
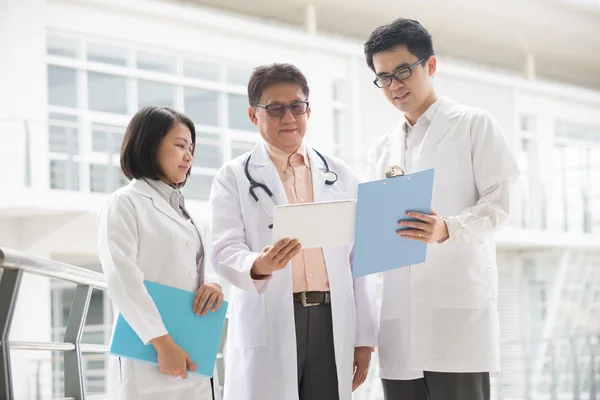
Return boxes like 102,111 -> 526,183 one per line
244,149 -> 338,229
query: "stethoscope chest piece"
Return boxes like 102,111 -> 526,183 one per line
324,170 -> 338,185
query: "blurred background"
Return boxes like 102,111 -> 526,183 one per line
1,0 -> 599,399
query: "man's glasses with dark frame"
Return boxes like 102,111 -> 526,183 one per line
256,101 -> 309,118
373,58 -> 427,88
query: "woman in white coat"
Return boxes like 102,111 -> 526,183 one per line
209,63 -> 378,400
97,106 -> 225,400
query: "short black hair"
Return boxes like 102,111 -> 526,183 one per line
247,63 -> 310,106
364,18 -> 434,72
120,106 -> 196,184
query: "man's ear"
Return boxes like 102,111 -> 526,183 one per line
248,106 -> 258,126
427,56 -> 437,77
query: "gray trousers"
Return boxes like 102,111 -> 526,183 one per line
382,372 -> 490,400
294,302 -> 339,400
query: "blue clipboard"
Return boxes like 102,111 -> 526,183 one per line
109,280 -> 228,377
353,169 -> 434,277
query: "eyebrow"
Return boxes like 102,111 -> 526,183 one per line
176,137 -> 193,148
267,98 -> 304,105
376,63 -> 411,77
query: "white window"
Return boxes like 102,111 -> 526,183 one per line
46,33 -> 258,200
554,120 -> 600,234
184,88 -> 219,126
138,80 -> 176,109
48,66 -> 77,108
332,81 -> 348,158
87,72 -> 128,114
228,93 -> 256,131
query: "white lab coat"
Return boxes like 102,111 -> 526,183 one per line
97,179 -> 221,400
364,97 -> 519,379
209,142 -> 378,400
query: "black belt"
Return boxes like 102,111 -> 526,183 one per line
293,291 -> 331,307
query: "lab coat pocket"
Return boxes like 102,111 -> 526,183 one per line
133,361 -> 195,394
379,268 -> 409,321
229,296 -> 267,348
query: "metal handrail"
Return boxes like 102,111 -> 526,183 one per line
0,247 -> 226,400
0,246 -> 107,400
0,248 -> 106,289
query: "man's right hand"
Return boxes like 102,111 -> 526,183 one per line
150,334 -> 197,379
251,238 -> 301,278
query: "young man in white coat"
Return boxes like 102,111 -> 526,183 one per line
209,63 -> 378,400
362,19 -> 520,400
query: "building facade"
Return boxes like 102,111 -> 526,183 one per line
1,0 -> 599,398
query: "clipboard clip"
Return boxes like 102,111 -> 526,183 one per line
385,165 -> 405,179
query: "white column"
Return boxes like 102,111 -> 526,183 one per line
304,3 -> 317,35
0,0 -> 49,192
1,1 -> 51,398
524,53 -> 536,81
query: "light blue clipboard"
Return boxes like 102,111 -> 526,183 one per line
109,280 -> 228,377
353,169 -> 434,277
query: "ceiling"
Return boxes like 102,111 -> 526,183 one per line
186,0 -> 600,89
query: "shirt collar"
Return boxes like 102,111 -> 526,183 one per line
402,98 -> 442,133
264,141 -> 310,172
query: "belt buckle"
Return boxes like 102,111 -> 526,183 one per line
300,292 -> 320,307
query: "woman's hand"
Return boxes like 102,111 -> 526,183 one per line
192,282 -> 224,316
151,334 -> 197,379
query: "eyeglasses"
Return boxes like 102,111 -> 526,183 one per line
256,101 -> 309,118
373,58 -> 426,88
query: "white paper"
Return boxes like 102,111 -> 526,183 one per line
272,200 -> 356,249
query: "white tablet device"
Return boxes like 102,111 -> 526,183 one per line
272,199 -> 356,249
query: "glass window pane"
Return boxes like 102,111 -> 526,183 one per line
112,165 -> 129,191
137,51 -> 176,74
50,160 -> 79,190
138,80 -> 176,109
49,124 -> 79,155
90,164 -> 108,193
197,130 -> 220,140
47,36 -> 80,58
226,67 -> 251,86
48,66 -> 77,108
87,42 -> 128,66
91,131 -> 108,153
231,140 -> 255,159
184,174 -> 214,201
554,146 -> 567,231
88,72 -> 127,114
520,115 -> 536,133
183,59 -> 221,81
184,88 -> 218,126
193,140 -> 222,169
228,94 -> 255,131
91,124 -> 124,154
591,148 -> 600,233
564,145 -> 584,233
332,82 -> 347,102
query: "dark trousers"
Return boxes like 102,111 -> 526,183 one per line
382,371 -> 491,400
294,302 -> 339,400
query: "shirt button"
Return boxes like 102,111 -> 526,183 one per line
309,273 -> 314,279
187,241 -> 192,247
189,271 -> 194,278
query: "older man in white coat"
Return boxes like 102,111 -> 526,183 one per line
209,63 -> 378,400
362,19 -> 519,400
